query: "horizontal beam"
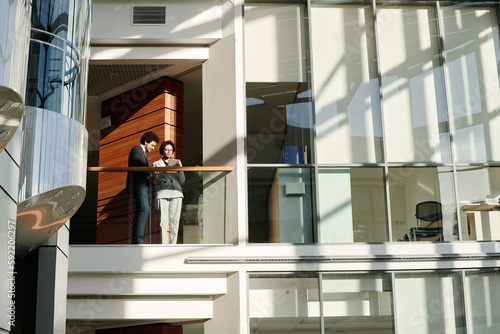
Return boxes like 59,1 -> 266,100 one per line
88,166 -> 233,172
67,274 -> 227,296
66,298 -> 213,320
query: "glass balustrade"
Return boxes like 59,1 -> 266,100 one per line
70,166 -> 232,245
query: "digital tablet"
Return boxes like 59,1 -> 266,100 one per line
167,158 -> 180,166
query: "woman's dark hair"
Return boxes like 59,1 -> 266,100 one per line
159,140 -> 175,155
140,131 -> 160,145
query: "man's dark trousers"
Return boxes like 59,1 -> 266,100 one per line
132,188 -> 149,244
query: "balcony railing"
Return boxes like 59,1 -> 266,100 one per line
70,166 -> 232,245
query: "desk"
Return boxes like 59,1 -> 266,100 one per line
461,204 -> 500,212
461,204 -> 500,240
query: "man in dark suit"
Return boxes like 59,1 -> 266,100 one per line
126,131 -> 160,244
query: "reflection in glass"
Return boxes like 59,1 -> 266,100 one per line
249,274 -> 320,333
245,4 -> 308,84
245,3 -> 314,164
456,167 -> 500,241
322,273 -> 393,332
318,168 -> 387,242
388,167 -> 457,242
465,270 -> 500,332
246,83 -> 314,164
311,4 -> 383,164
394,272 -> 466,334
248,168 -> 314,243
441,6 -> 500,163
378,5 -> 451,163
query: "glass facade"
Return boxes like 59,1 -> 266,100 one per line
26,0 -> 91,124
245,3 -> 314,165
249,274 -> 321,333
248,167 -> 315,243
465,270 -> 500,332
245,1 -> 500,244
394,271 -> 466,333
322,273 -> 393,332
249,271 -> 500,333
318,167 -> 387,242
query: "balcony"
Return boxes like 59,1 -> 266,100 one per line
70,166 -> 232,245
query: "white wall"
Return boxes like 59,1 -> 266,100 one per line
202,34 -> 238,244
205,272 -> 245,334
92,0 -> 222,43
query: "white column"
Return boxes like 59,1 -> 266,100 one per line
205,271 -> 247,334
35,223 -> 70,334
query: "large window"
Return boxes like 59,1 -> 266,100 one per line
245,1 -> 500,244
456,167 -> 500,241
311,4 -> 382,164
394,271 -> 466,333
465,270 -> 500,332
249,274 -> 321,333
318,168 -> 387,242
249,271 -> 500,333
245,3 -> 313,165
388,167 -> 457,242
248,168 -> 315,243
321,273 -> 393,332
441,6 -> 500,162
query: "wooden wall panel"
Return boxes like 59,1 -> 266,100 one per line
100,108 -> 167,146
101,95 -> 167,141
101,77 -> 172,115
97,77 -> 183,244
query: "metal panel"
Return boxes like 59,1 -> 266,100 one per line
0,0 -> 30,94
0,150 -> 20,199
0,0 -> 30,152
16,107 -> 88,257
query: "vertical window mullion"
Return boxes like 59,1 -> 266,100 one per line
371,0 -> 393,241
435,1 -> 463,240
390,272 -> 400,332
462,270 -> 474,333
305,0 -> 321,243
319,272 -> 325,334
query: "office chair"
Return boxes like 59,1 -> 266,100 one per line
409,201 -> 443,241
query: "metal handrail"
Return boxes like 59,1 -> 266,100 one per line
30,28 -> 81,85
87,166 -> 234,172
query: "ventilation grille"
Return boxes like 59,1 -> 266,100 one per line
186,254 -> 500,264
132,6 -> 166,25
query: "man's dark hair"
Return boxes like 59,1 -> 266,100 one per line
140,131 -> 160,144
159,140 -> 176,155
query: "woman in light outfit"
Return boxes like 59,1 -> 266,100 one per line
153,140 -> 185,244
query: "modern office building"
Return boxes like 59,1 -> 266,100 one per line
2,0 -> 500,333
